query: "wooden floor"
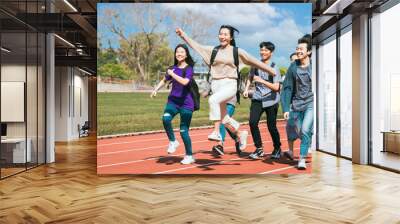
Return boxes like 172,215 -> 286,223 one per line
0,136 -> 400,223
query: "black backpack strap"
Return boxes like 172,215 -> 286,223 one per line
268,62 -> 275,83
249,67 -> 257,82
207,46 -> 220,82
233,47 -> 241,104
181,65 -> 188,78
233,47 -> 239,74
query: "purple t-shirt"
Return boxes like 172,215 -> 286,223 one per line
165,65 -> 194,111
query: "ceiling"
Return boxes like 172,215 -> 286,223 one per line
0,0 -> 395,74
0,0 -> 97,74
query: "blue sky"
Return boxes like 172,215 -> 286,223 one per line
98,3 -> 311,69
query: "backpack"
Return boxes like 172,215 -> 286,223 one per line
207,46 -> 242,104
182,66 -> 201,111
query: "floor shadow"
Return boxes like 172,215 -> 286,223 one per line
156,156 -> 182,165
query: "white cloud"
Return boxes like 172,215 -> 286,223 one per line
240,18 -> 304,46
161,3 -> 280,28
238,17 -> 305,61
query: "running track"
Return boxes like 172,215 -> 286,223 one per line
97,121 -> 312,174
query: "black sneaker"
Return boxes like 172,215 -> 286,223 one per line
212,145 -> 224,156
249,148 -> 264,160
283,150 -> 294,160
235,140 -> 242,155
271,148 -> 282,159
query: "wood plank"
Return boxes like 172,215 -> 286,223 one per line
0,135 -> 399,223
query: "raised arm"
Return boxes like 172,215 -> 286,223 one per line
176,28 -> 213,65
238,49 -> 276,76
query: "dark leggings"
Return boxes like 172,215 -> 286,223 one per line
249,100 -> 281,150
162,103 -> 193,156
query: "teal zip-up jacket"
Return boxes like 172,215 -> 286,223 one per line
281,60 -> 313,113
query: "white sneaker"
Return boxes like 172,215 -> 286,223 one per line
297,157 -> 307,170
208,131 -> 222,141
222,115 -> 240,132
167,140 -> 179,154
181,155 -> 195,165
239,131 -> 248,150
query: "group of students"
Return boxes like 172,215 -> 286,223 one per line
151,25 -> 314,170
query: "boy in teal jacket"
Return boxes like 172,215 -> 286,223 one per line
281,34 -> 313,170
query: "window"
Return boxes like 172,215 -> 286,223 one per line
317,35 -> 337,154
370,3 -> 400,171
339,26 -> 352,158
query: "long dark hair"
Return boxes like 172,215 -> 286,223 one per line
174,44 -> 195,67
219,25 -> 239,47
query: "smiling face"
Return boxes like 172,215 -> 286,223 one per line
175,47 -> 187,64
259,47 -> 272,61
296,43 -> 311,60
218,28 -> 232,47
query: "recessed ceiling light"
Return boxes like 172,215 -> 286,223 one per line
63,0 -> 78,12
54,34 -> 75,48
78,68 -> 92,76
1,47 -> 11,53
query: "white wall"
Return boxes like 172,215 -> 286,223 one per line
55,67 -> 89,141
55,66 -> 70,141
1,65 -> 26,138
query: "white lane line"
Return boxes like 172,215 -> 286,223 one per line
154,147 -> 302,174
258,166 -> 296,174
153,158 -> 244,174
97,124 -> 287,147
97,142 -> 245,168
97,153 -> 185,168
98,140 -> 209,156
98,139 -> 289,156
97,142 -> 299,170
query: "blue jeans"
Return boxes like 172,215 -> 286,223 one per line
162,103 -> 193,156
219,104 -> 236,143
287,103 -> 314,157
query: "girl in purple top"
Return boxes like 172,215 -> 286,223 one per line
150,44 -> 196,165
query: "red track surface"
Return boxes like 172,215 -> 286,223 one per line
97,121 -> 312,174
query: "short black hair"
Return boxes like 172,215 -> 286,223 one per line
290,53 -> 296,59
259,41 -> 275,52
298,34 -> 312,51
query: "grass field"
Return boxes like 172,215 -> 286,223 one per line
98,92 -> 283,136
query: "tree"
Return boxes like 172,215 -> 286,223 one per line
101,5 -> 168,84
99,5 -> 217,84
167,9 -> 215,43
98,63 -> 134,80
98,47 -> 118,66
279,67 -> 288,77
117,32 -> 173,84
240,66 -> 251,82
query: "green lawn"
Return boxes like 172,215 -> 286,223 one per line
98,92 -> 283,136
